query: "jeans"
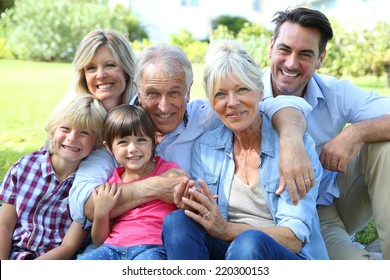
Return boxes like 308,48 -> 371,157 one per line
162,210 -> 303,260
77,244 -> 167,260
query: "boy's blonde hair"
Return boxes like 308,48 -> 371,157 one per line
45,94 -> 107,152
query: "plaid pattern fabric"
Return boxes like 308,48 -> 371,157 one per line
0,150 -> 74,260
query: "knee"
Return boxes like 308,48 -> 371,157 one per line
226,230 -> 271,259
163,210 -> 184,228
365,142 -> 390,163
162,210 -> 199,239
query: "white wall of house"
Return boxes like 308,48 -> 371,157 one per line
110,0 -> 389,42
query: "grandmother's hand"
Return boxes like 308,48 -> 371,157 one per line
180,179 -> 228,240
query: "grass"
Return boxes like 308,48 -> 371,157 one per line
0,59 -> 207,180
1,59 -> 389,245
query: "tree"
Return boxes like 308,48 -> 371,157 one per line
0,0 -> 14,14
211,15 -> 250,36
112,3 -> 148,41
0,0 -> 146,61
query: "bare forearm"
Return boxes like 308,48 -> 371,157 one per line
348,114 -> 390,143
0,229 -> 12,259
272,107 -> 306,139
84,181 -> 156,221
91,216 -> 111,247
109,180 -> 162,218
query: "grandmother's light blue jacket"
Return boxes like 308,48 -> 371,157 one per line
190,113 -> 329,260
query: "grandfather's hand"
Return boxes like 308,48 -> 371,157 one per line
156,168 -> 189,203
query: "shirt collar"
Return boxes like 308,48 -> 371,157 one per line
262,68 -> 326,109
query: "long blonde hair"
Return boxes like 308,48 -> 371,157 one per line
71,29 -> 137,105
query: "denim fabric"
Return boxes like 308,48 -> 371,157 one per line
163,210 -> 302,260
188,113 -> 328,260
77,244 -> 166,260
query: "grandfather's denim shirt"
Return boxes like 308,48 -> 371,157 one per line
191,113 -> 329,260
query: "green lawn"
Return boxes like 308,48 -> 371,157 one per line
1,58 -> 389,178
0,59 -> 206,180
1,58 -> 389,179
0,59 -> 388,245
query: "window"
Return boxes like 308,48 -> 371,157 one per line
253,0 -> 261,12
181,0 -> 199,7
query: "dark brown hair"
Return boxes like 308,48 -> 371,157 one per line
103,104 -> 156,155
272,7 -> 334,55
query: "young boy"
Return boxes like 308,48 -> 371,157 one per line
0,94 -> 106,260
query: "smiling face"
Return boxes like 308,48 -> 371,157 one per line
50,124 -> 95,165
269,21 -> 326,97
136,64 -> 190,136
109,134 -> 155,180
211,75 -> 262,133
84,46 -> 127,111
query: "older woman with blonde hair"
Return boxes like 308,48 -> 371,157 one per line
162,41 -> 328,260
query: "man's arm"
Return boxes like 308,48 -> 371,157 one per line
69,147 -> 117,227
83,168 -> 189,221
260,96 -> 314,205
320,114 -> 390,173
70,147 -> 189,225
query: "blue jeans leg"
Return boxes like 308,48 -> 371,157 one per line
226,229 -> 302,260
162,210 -> 229,259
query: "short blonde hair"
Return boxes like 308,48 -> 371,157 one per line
45,94 -> 107,151
71,29 -> 136,105
203,40 -> 264,103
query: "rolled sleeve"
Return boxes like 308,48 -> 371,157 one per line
69,147 -> 117,227
260,95 -> 312,118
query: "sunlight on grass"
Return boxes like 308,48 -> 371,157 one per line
1,59 -> 388,245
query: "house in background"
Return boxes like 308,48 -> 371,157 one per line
110,0 -> 389,42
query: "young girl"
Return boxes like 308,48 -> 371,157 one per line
78,104 -> 179,260
0,94 -> 106,260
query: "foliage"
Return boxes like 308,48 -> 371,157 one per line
354,219 -> 379,245
209,19 -> 390,84
0,0 -> 146,61
112,3 -> 148,41
170,29 -> 208,64
211,15 -> 251,36
0,0 -> 14,14
320,18 -> 390,79
209,23 -> 272,69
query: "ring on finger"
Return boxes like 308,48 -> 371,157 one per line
203,210 -> 211,218
304,178 -> 311,183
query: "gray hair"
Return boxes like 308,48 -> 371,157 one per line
134,44 -> 193,90
203,40 -> 263,102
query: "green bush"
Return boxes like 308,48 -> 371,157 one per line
0,0 -> 135,61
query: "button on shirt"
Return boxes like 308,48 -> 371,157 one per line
262,68 -> 390,205
0,150 -> 74,260
69,97 -> 312,226
190,113 -> 328,260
